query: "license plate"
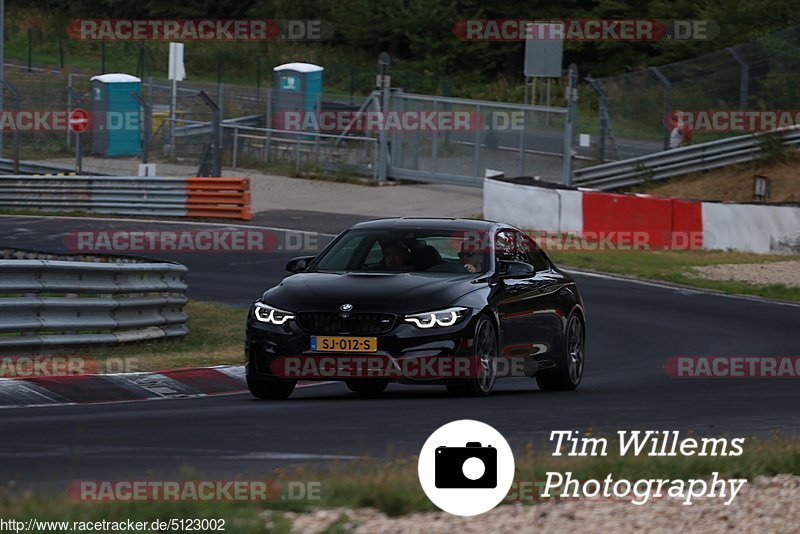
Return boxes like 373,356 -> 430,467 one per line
311,336 -> 378,353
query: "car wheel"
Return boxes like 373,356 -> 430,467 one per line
247,375 -> 297,400
536,312 -> 584,391
345,380 -> 389,394
446,315 -> 498,396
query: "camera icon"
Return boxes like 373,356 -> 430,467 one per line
434,441 -> 497,488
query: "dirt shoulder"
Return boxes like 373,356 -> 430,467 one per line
691,260 -> 800,288
277,475 -> 799,533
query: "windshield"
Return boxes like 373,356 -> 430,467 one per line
314,228 -> 491,274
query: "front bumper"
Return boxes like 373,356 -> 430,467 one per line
245,308 -> 483,383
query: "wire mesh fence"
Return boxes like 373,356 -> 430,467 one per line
591,25 -> 800,159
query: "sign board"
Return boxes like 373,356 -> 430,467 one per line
69,108 -> 90,133
524,23 -> 564,78
168,42 -> 185,81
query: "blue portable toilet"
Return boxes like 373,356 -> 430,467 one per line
272,63 -> 324,131
90,73 -> 142,157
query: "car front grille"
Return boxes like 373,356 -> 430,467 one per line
297,312 -> 396,334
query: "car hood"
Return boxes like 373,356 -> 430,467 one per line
261,271 -> 483,314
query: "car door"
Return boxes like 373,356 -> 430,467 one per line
493,230 -> 561,376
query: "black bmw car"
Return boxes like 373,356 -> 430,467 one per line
245,218 -> 586,399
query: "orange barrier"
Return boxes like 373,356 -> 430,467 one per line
185,177 -> 251,220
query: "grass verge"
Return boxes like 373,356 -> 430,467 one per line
78,301 -> 247,372
548,249 -> 800,302
1,435 -> 798,530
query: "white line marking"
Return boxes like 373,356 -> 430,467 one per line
0,214 -> 337,237
0,377 -> 337,410
566,268 -> 800,308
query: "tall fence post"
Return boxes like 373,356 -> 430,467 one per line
726,47 -> 749,110
67,87 -> 84,174
650,66 -> 672,151
66,73 -> 74,149
586,75 -> 616,162
265,88 -> 272,162
197,90 -> 222,177
169,79 -> 177,158
2,81 -> 20,173
562,64 -> 578,187
131,92 -> 151,165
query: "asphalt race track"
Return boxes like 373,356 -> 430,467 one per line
1,215 -> 799,491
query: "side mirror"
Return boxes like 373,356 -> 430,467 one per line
497,260 -> 535,279
286,256 -> 315,273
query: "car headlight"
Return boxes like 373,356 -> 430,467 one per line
254,302 -> 295,325
404,307 -> 469,329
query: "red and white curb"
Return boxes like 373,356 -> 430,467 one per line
0,365 -> 326,408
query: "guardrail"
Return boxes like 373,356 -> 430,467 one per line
0,258 -> 188,351
0,175 -> 251,220
573,130 -> 800,190
0,158 -> 106,176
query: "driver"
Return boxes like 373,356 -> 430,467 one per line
382,241 -> 411,270
459,242 -> 485,273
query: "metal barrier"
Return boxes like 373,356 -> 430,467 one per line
0,259 -> 188,351
573,129 -> 800,190
0,175 -> 251,220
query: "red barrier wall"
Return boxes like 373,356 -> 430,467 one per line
582,192 -> 702,250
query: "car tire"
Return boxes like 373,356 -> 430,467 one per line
536,312 -> 584,392
446,315 -> 498,397
247,375 -> 297,400
345,380 -> 389,394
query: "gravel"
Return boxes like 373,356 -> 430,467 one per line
269,475 -> 799,533
692,260 -> 800,288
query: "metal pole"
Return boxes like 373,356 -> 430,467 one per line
76,129 -> 82,174
256,56 -> 261,101
562,64 -> 578,187
66,73 -> 73,149
650,66 -> 672,151
378,78 -> 389,181
0,0 -> 4,156
518,107 -> 525,176
213,103 -> 221,177
68,87 -> 84,174
726,47 -> 749,110
431,100 -> 438,172
197,91 -> 221,177
170,79 -> 176,158
545,78 -> 551,126
131,92 -> 150,164
265,88 -> 272,162
585,75 -> 605,161
473,104 -> 481,177
2,81 -> 18,172
12,87 -> 16,171
232,126 -> 238,169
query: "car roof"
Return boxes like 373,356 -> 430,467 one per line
350,217 -> 503,232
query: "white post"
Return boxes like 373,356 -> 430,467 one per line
170,78 -> 177,159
